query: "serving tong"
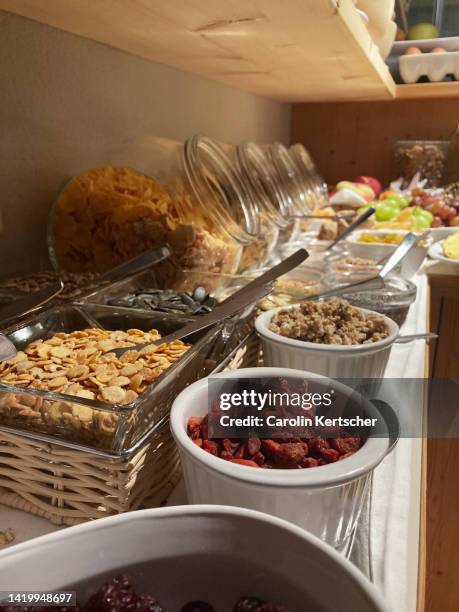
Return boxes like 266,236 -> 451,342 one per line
109,249 -> 309,357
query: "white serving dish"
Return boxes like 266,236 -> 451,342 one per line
0,505 -> 390,612
345,229 -> 410,259
345,229 -> 431,276
171,367 -> 393,552
428,240 -> 459,273
255,305 -> 398,378
399,51 -> 459,84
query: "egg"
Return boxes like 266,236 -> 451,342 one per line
431,47 -> 447,54
404,46 -> 422,55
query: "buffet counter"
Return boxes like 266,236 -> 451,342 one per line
0,273 -> 430,612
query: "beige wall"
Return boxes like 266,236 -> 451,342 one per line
0,11 -> 290,276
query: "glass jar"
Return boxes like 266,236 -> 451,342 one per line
49,136 -> 259,279
394,140 -> 448,188
289,143 -> 329,209
209,139 -> 280,273
268,142 -> 314,217
237,142 -> 300,254
267,142 -> 324,243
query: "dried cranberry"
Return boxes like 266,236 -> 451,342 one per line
200,416 -> 209,439
308,437 -> 330,455
338,451 -> 355,461
180,602 -> 215,612
247,437 -> 261,455
136,594 -> 163,611
83,574 -> 136,612
233,597 -> 289,612
234,443 -> 247,459
320,448 -> 340,463
188,417 -> 203,438
261,439 -> 280,458
298,441 -> 309,455
301,457 -> 319,468
223,439 -> 238,454
274,443 -> 306,468
234,597 -> 265,612
230,458 -> 260,467
202,440 -> 219,456
82,575 -> 163,612
331,437 -> 361,454
251,451 -> 265,466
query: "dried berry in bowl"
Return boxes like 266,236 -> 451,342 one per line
188,415 -> 363,469
1,575 -> 290,612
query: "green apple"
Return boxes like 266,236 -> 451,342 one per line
407,23 -> 439,40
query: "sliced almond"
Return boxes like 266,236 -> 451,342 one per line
101,385 -> 126,404
50,346 -> 71,359
48,376 -> 69,389
119,364 -> 138,377
108,375 -> 130,387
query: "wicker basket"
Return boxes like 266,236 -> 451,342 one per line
0,334 -> 261,526
0,422 -> 180,526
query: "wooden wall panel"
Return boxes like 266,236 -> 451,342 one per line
291,99 -> 459,186
426,274 -> 459,612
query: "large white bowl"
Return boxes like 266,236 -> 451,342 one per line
0,505 -> 390,611
171,367 -> 393,551
255,304 -> 399,378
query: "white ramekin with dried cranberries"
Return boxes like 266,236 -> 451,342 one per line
170,367 -> 397,552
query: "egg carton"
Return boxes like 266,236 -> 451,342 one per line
399,51 -> 459,83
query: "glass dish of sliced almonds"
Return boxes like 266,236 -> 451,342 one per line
0,304 -> 229,455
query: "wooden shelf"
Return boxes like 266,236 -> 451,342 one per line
396,81 -> 459,100
0,0 -> 395,102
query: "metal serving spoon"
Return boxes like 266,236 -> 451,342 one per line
394,332 -> 438,344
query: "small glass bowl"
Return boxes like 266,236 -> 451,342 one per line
325,253 -> 383,276
321,272 -> 417,326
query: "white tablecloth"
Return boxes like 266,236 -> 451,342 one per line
352,273 -> 427,612
0,274 -> 428,612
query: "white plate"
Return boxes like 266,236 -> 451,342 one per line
429,226 -> 459,241
428,240 -> 459,269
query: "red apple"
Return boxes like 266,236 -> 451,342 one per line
354,176 -> 382,197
